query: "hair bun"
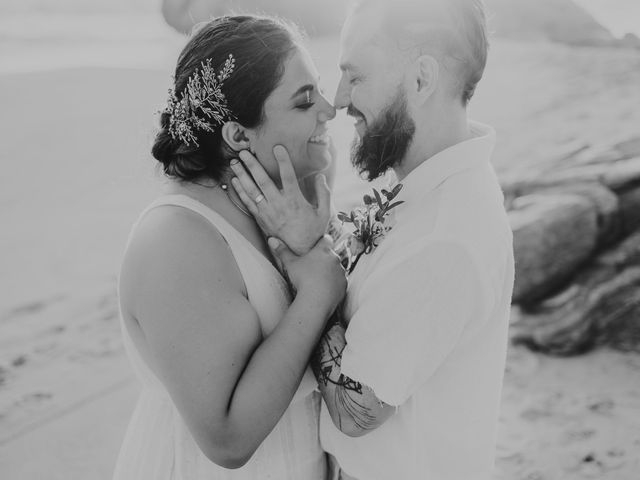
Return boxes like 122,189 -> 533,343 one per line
151,115 -> 176,163
152,112 -> 205,180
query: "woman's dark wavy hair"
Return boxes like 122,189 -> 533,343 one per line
152,15 -> 303,182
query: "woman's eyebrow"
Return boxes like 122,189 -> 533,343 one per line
290,84 -> 314,100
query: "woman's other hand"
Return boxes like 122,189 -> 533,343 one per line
230,145 -> 331,255
269,235 -> 346,312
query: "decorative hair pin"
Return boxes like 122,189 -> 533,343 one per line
164,54 -> 236,147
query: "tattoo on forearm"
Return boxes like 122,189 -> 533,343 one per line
311,317 -> 379,432
334,384 -> 377,431
312,335 -> 363,393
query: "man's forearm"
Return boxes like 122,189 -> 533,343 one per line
311,314 -> 394,436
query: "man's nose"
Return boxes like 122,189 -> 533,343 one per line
318,91 -> 337,122
333,76 -> 350,110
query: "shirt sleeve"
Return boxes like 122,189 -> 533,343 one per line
340,239 -> 489,406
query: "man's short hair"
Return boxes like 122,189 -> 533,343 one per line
352,0 -> 488,105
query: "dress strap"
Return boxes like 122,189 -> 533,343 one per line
138,194 -> 247,248
133,194 -> 287,297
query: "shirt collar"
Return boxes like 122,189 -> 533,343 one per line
395,120 -> 496,205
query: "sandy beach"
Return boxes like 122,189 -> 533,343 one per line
1,11 -> 640,480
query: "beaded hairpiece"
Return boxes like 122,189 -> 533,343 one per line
164,54 -> 236,147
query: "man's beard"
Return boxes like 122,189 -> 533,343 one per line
350,87 -> 416,181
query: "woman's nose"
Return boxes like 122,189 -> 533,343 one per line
318,96 -> 337,122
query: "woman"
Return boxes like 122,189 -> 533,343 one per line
114,15 -> 346,479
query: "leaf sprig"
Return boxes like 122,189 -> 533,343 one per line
165,54 -> 236,147
338,184 -> 404,274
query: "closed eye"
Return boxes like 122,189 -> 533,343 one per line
295,102 -> 315,110
295,89 -> 315,110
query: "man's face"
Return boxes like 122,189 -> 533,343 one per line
350,86 -> 416,181
335,6 -> 416,180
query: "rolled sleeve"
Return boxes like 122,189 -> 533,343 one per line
340,240 -> 488,406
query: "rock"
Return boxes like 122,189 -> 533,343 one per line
503,157 -> 640,197
618,184 -> 640,237
503,137 -> 640,355
517,183 -> 620,247
511,231 -> 640,355
162,0 -> 346,35
597,229 -> 640,268
615,136 -> 640,158
511,293 -> 596,356
532,140 -> 591,170
571,145 -> 628,166
554,183 -> 620,247
598,157 -> 640,191
510,193 -> 599,304
484,0 -> 617,47
619,33 -> 640,50
592,268 -> 640,352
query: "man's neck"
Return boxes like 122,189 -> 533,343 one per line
394,113 -> 472,182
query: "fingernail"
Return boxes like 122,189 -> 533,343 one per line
230,159 -> 239,166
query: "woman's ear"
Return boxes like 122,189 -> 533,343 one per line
221,121 -> 252,151
413,55 -> 439,105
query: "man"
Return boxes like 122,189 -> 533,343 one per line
231,0 -> 514,478
314,1 -> 513,478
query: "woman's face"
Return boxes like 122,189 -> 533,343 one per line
246,47 -> 336,182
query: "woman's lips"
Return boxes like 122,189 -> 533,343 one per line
309,133 -> 330,145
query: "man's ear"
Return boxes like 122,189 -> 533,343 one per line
221,121 -> 252,151
413,55 -> 439,104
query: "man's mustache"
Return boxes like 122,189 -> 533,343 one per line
347,105 -> 364,119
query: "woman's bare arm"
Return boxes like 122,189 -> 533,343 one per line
120,206 -> 344,468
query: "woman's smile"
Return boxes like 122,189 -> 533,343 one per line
309,132 -> 331,145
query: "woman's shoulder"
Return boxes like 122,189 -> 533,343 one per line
125,203 -> 229,263
119,204 -> 246,313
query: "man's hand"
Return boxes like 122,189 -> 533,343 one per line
230,145 -> 332,255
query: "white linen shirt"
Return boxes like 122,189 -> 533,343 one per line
320,121 -> 515,480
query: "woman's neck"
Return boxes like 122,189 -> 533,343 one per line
298,174 -> 318,205
166,177 -> 254,228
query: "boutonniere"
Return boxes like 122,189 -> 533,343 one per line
338,184 -> 404,274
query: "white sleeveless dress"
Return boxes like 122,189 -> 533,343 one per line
113,194 -> 327,480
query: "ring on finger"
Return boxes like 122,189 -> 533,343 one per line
255,194 -> 265,204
